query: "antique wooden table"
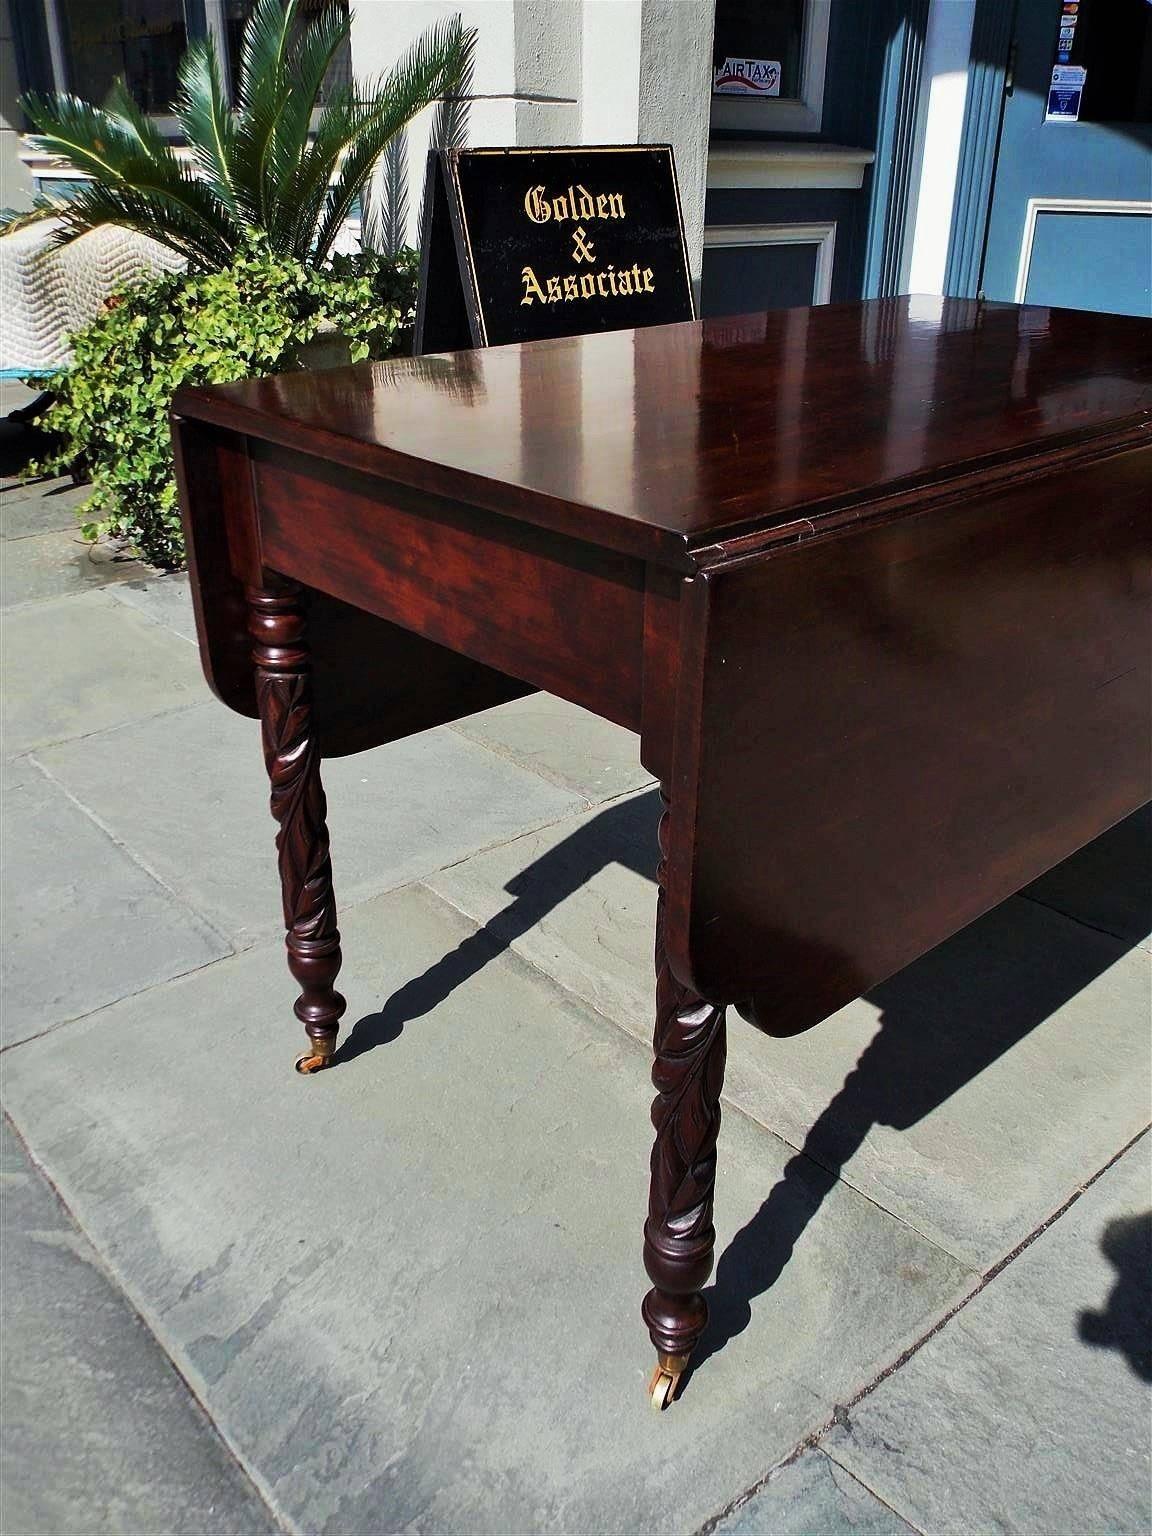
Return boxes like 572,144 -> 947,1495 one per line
173,296 -> 1151,1409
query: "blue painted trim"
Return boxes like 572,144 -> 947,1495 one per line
862,0 -> 930,299
0,370 -> 53,381
944,0 -> 1017,298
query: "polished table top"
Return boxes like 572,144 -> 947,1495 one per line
181,296 -> 1152,567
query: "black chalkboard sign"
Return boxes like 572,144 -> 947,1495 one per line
414,145 -> 695,354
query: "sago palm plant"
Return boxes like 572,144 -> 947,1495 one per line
16,0 -> 474,270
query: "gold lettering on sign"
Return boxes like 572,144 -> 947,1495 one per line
571,226 -> 596,263
520,266 -> 547,306
523,183 -> 627,224
521,262 -> 657,306
518,175 -> 658,311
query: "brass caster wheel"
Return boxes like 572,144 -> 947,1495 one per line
647,1353 -> 690,1411
294,1040 -> 334,1075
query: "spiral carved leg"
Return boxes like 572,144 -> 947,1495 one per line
642,789 -> 727,1408
248,581 -> 346,1073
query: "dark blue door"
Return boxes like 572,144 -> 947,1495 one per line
981,0 -> 1152,316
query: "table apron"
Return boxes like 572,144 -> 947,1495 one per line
252,442 -> 648,732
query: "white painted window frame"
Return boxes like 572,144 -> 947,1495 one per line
704,221 -> 837,305
1014,196 -> 1152,303
710,0 -> 832,135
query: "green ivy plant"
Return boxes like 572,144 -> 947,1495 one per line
28,240 -> 418,568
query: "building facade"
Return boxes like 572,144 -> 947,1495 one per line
4,0 -> 1150,320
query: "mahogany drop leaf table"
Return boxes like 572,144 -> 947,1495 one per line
173,297 -> 1151,1409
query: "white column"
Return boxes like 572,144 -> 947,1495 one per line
637,0 -> 715,290
581,0 -> 642,144
903,0 -> 977,295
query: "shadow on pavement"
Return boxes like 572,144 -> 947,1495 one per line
1078,1209 -> 1152,1381
333,793 -> 1150,1384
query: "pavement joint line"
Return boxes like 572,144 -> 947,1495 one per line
0,524 -> 88,544
1016,887 -> 1151,949
691,1447 -> 929,1536
0,1106 -> 294,1536
416,780 -> 644,883
811,1455 -> 928,1535
26,749 -> 236,952
445,710 -> 656,800
431,776 -> 657,881
690,1123 -> 1149,1536
107,582 -> 200,645
0,946 -> 239,1057
816,1122 -> 1152,1435
6,693 -> 212,759
2,582 -> 142,615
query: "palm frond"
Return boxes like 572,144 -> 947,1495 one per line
0,194 -> 68,237
47,180 -> 229,268
312,16 -> 470,262
102,78 -> 172,164
175,38 -> 239,215
236,0 -> 297,115
264,0 -> 351,247
364,128 -> 409,257
20,92 -> 183,185
231,0 -> 297,226
283,81 -> 358,260
430,19 -> 477,150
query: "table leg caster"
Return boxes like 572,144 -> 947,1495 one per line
647,1351 -> 690,1411
294,1037 -> 335,1074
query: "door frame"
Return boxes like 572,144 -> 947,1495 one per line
944,0 -> 1017,298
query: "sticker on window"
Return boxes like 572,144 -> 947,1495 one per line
1046,64 -> 1086,121
713,57 -> 782,96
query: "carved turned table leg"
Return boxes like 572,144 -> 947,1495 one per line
248,580 -> 346,1074
643,789 -> 728,1409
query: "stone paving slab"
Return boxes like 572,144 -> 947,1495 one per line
426,784 -> 658,1028
0,1117 -> 280,1536
452,690 -> 655,801
0,477 -> 91,538
1,590 -> 203,755
429,794 -> 1152,1270
37,700 -> 587,947
110,571 -> 199,644
712,1449 -> 917,1535
1,765 -> 229,1045
0,380 -> 39,414
1022,804 -> 1151,952
0,527 -> 148,608
824,1136 -> 1152,1536
0,883 -> 974,1536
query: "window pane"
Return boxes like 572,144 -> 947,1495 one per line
1070,0 -> 1152,125
702,242 -> 818,314
712,0 -> 806,100
224,0 -> 351,105
60,0 -> 186,114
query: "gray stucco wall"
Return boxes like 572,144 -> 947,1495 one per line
348,0 -> 713,284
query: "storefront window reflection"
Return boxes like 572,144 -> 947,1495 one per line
712,0 -> 805,100
59,0 -> 186,114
